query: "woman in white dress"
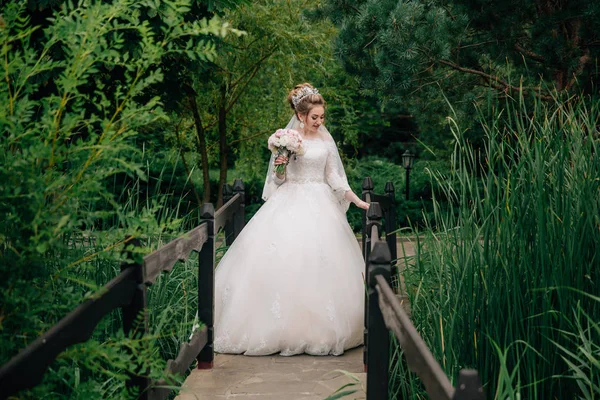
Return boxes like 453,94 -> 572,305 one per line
213,83 -> 369,356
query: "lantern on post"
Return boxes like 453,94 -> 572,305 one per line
401,150 -> 415,200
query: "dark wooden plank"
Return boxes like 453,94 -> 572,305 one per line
453,369 -> 485,400
214,194 -> 241,234
143,223 -> 209,285
375,275 -> 455,400
121,239 -> 149,399
365,241 -> 391,400
197,204 -> 215,369
0,269 -> 137,398
384,181 -> 397,263
371,193 -> 391,210
361,177 -> 374,259
363,198 -> 380,371
147,327 -> 209,400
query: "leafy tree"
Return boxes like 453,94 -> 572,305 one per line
8,0 -> 247,206
0,0 -> 236,396
186,0 -> 346,206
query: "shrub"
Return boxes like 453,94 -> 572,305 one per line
0,1 -> 232,397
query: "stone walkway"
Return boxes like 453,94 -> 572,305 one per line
176,239 -> 417,399
175,347 -> 366,400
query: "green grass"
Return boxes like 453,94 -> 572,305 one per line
392,95 -> 600,399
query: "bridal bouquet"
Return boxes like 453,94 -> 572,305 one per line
268,129 -> 304,175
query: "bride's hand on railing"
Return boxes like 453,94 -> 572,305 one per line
357,200 -> 370,211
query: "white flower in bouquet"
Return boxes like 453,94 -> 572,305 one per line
267,129 -> 304,175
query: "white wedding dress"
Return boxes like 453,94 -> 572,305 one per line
213,130 -> 364,356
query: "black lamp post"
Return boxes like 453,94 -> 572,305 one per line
401,150 -> 415,200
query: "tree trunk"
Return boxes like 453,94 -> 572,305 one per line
217,84 -> 228,208
188,93 -> 211,204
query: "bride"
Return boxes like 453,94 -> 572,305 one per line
213,83 -> 369,356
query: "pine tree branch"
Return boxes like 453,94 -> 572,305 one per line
409,69 -> 458,95
458,40 -> 497,50
363,35 -> 377,49
566,50 -> 591,91
514,43 -> 546,62
439,59 -> 552,100
345,4 -> 361,14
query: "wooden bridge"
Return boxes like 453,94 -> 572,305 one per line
0,178 -> 485,400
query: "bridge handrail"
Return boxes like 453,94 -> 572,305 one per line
0,179 -> 246,400
362,175 -> 485,400
361,177 -> 397,264
0,265 -> 139,398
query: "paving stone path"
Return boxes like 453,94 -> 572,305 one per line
175,347 -> 366,400
176,239 -> 416,399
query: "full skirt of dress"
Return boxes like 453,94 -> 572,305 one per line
213,181 -> 365,356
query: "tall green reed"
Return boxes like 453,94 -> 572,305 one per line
397,95 -> 600,399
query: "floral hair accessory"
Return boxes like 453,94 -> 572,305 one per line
291,86 -> 320,108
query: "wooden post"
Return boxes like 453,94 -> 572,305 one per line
366,241 -> 392,399
223,184 -> 234,246
120,238 -> 150,399
365,203 -> 383,279
233,179 -> 245,241
364,202 -> 382,372
384,181 -> 398,288
453,369 -> 486,400
197,204 -> 215,369
361,177 -> 374,259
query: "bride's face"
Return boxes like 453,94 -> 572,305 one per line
300,106 -> 325,134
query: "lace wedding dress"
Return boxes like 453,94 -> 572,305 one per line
213,129 -> 364,356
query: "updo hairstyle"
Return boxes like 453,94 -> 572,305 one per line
287,83 -> 325,117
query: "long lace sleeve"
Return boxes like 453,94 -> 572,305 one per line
325,141 -> 351,213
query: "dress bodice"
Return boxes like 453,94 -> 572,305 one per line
285,139 -> 330,184
262,133 -> 352,212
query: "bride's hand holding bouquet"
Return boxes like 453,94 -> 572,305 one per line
268,129 -> 304,175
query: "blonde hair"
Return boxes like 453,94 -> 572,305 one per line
287,83 -> 325,116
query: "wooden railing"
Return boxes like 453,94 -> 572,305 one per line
362,177 -> 486,400
361,177 -> 398,377
361,177 -> 397,266
0,179 -> 246,400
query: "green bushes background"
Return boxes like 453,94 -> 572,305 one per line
2,0 -> 599,398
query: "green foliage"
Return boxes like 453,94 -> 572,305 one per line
345,157 -> 446,232
398,95 -> 600,398
318,0 -> 600,150
162,0 -> 417,211
0,0 -> 236,397
218,1 -> 342,163
554,297 -> 600,400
